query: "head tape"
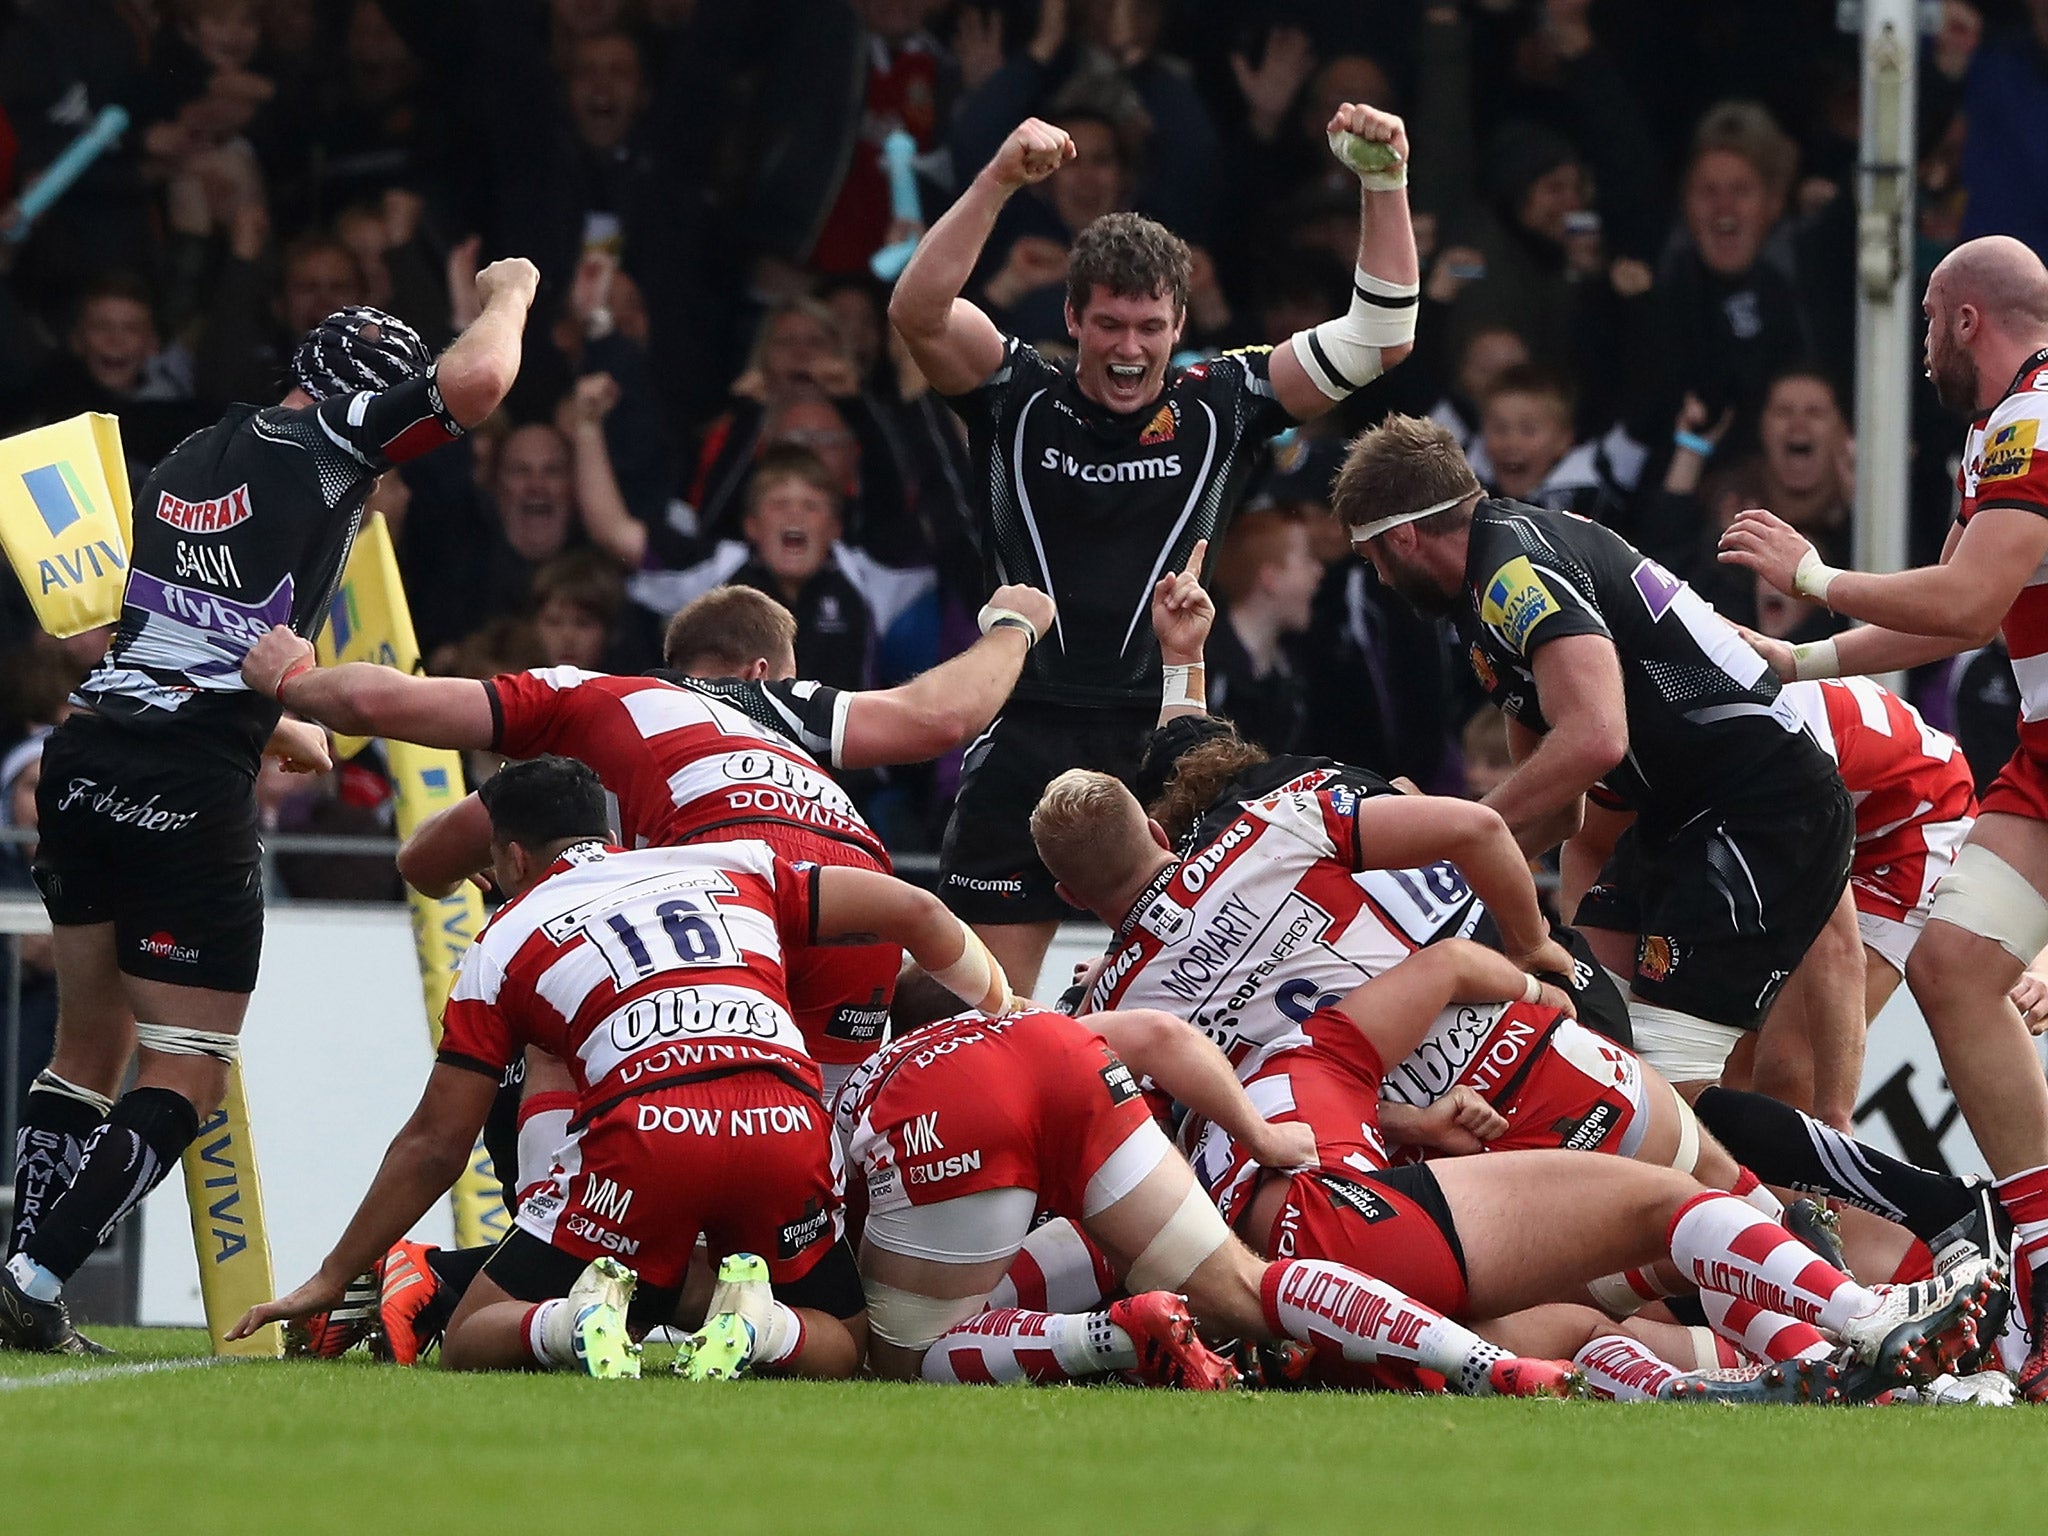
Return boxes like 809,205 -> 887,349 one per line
290,306 -> 432,401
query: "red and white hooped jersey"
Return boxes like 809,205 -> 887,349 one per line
1082,779 -> 1533,1106
485,668 -> 889,868
1957,350 -> 2048,760
1782,678 -> 1977,889
439,840 -> 821,1104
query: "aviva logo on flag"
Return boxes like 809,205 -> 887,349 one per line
0,414 -> 134,637
20,461 -> 126,594
328,586 -> 361,652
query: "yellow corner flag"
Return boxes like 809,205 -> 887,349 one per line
321,514 -> 508,1249
183,1063 -> 282,1357
0,413 -> 134,636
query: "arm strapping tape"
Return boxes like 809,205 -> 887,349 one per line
932,918 -> 1015,1015
1291,267 -> 1419,401
134,1022 -> 242,1063
1160,663 -> 1203,710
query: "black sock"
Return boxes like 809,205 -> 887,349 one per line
23,1087 -> 200,1282
421,1242 -> 497,1342
9,1072 -> 113,1258
1694,1087 -> 1974,1240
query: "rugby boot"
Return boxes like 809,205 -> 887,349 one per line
0,1262 -> 111,1356
1835,1256 -> 2001,1386
1904,1370 -> 2018,1406
566,1257 -> 641,1380
1229,1335 -> 1316,1390
1662,1356 -> 1846,1404
370,1240 -> 444,1366
286,1267 -> 380,1358
1109,1292 -> 1240,1390
1486,1357 -> 1587,1399
1783,1198 -> 1848,1272
674,1253 -> 771,1382
1929,1180 -> 2015,1375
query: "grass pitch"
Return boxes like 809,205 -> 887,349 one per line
7,1328 -> 2043,1534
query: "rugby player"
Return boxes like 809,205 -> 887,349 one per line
3,262 -> 542,1354
231,756 -> 1019,1377
890,103 -> 1419,997
843,944 -> 1999,1398
241,578 -> 1054,1096
1332,416 -> 1863,1125
1717,232 -> 2048,1395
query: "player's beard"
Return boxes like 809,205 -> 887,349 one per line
1927,322 -> 1980,416
1374,546 -> 1461,617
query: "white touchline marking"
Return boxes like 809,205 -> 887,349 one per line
0,1355 -> 228,1391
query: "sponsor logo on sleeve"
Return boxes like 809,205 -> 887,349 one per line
156,484 -> 253,533
1479,556 -> 1559,651
1099,1056 -> 1142,1106
1629,557 -> 1683,621
1979,419 -> 2039,483
776,1200 -> 833,1260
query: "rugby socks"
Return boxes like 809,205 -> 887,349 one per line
1573,1336 -> 1682,1401
22,1087 -> 199,1284
1992,1164 -> 2048,1293
1667,1192 -> 1879,1334
920,1308 -> 1136,1384
1727,1167 -> 1785,1220
522,1299 -> 579,1369
1259,1259 -> 1508,1395
986,1218 -> 1119,1313
1693,1087 -> 1971,1238
1586,1265 -> 1684,1317
752,1302 -> 805,1368
1697,1289 -> 1832,1363
8,1071 -> 113,1257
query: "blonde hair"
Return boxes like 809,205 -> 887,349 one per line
1030,769 -> 1150,897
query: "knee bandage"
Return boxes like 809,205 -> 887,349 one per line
1291,268 -> 1419,401
133,1022 -> 242,1063
1927,843 -> 2048,964
1124,1183 -> 1231,1294
1669,1083 -> 1701,1175
862,1283 -> 990,1351
1627,1003 -> 1743,1085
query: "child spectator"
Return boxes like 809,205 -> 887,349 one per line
1206,508 -> 1319,755
530,548 -> 628,672
1478,364 -> 1626,523
1461,705 -> 1513,801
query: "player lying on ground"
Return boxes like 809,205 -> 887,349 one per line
3,260 -> 541,1356
846,948 -> 2002,1400
231,755 -> 1018,1377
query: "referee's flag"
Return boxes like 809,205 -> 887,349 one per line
0,412 -> 134,636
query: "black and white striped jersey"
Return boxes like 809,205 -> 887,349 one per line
648,669 -> 852,767
79,374 -> 463,768
944,337 -> 1296,707
1457,498 -> 1836,832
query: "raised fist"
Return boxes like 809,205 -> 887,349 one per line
474,256 -> 541,313
987,117 -> 1076,191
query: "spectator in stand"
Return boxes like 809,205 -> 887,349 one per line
1461,704 -> 1513,801
1475,363 -> 1627,525
1424,323 -> 1530,479
973,108 -> 1129,348
1204,508 -> 1318,755
1618,101 -> 1814,451
196,226 -> 369,409
1960,0 -> 2048,261
22,274 -> 208,474
529,548 -> 631,672
410,422 -> 579,650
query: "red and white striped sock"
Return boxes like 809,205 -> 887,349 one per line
920,1308 -> 1134,1384
1697,1288 -> 1832,1362
516,1090 -> 578,1194
1994,1164 -> 2048,1289
1260,1259 -> 1506,1395
1667,1191 -> 1877,1333
1573,1335 -> 1682,1401
1587,1265 -> 1682,1316
986,1218 -> 1118,1312
1729,1166 -> 1786,1220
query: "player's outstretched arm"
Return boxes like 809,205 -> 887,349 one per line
889,118 -> 1073,396
812,867 -> 1015,1014
1267,102 -> 1419,422
1090,1008 -> 1317,1172
228,1063 -> 498,1338
434,257 -> 541,428
1719,505 -> 2048,651
1333,937 -> 1575,1071
1482,635 -> 1625,857
1151,538 -> 1212,725
1347,794 -> 1570,976
837,584 -> 1055,768
245,627 -> 496,749
396,793 -> 494,898
1557,799 -> 1631,922
1379,1086 -> 1510,1157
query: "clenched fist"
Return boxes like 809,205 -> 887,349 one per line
985,118 -> 1076,192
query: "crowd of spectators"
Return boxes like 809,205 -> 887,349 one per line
0,0 -> 2040,886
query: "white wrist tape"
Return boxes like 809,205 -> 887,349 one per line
932,918 -> 1015,1015
1291,267 -> 1418,401
977,603 -> 1039,646
134,1022 -> 242,1063
1789,637 -> 1841,682
1521,972 -> 1544,1005
1328,129 -> 1408,190
1161,663 -> 1203,709
1791,547 -> 1842,606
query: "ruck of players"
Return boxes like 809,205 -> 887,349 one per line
13,101 -> 2048,1413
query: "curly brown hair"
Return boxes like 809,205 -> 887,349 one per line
1066,212 -> 1191,317
1146,729 -> 1271,846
